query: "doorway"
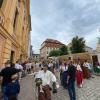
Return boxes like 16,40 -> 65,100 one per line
10,50 -> 15,63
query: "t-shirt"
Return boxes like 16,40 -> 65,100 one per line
15,64 -> 23,70
0,67 -> 20,86
67,65 -> 76,83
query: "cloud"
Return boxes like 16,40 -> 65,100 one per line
30,0 -> 100,53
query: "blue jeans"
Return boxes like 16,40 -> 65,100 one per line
67,82 -> 76,100
2,86 -> 8,100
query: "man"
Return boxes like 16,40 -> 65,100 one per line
0,60 -> 20,100
67,61 -> 76,100
34,64 -> 57,100
15,61 -> 23,80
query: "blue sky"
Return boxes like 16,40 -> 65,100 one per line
30,0 -> 100,53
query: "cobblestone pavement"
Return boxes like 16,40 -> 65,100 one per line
19,75 -> 100,100
19,76 -> 35,100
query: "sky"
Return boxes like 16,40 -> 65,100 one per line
30,0 -> 100,54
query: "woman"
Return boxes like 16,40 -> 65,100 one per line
60,62 -> 68,88
76,63 -> 83,88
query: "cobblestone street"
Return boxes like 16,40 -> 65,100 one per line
19,75 -> 100,100
19,76 -> 35,100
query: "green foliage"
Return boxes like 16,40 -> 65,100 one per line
49,50 -> 60,57
70,36 -> 85,53
49,45 -> 69,57
59,45 -> 68,55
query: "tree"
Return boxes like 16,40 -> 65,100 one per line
49,50 -> 60,57
59,45 -> 68,55
70,36 -> 85,53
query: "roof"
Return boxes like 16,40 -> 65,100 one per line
40,39 -> 64,50
43,38 -> 63,45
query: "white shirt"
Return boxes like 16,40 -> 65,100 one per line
83,62 -> 91,69
26,63 -> 32,69
34,70 -> 56,86
60,65 -> 68,72
77,64 -> 82,71
15,63 -> 23,70
48,63 -> 53,68
34,71 -> 44,79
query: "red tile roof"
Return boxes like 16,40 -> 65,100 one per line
44,39 -> 63,44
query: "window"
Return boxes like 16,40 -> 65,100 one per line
10,51 -> 15,63
13,9 -> 18,28
0,0 -> 3,8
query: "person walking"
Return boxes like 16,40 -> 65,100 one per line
48,61 -> 53,71
15,61 -> 23,80
83,60 -> 91,79
0,60 -> 20,100
33,63 -> 57,100
76,63 -> 83,88
67,61 -> 76,100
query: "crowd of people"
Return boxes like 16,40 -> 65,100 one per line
30,59 -> 95,100
0,60 -> 34,100
0,58 -> 96,100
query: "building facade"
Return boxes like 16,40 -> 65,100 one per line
0,0 -> 31,67
40,39 -> 64,59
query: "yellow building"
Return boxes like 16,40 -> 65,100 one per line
0,0 -> 31,67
